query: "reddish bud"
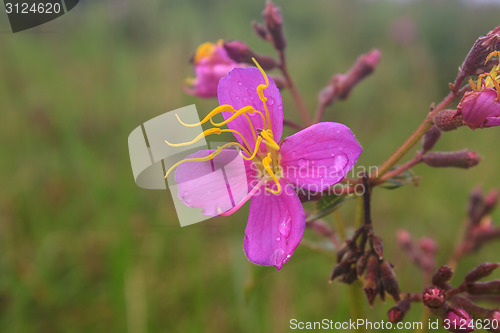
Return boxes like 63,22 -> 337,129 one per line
487,311 -> 500,332
434,109 -> 464,131
397,229 -> 412,248
379,260 -> 401,302
433,266 -> 454,286
370,234 -> 384,260
422,125 -> 442,152
252,21 -> 269,41
467,281 -> 500,294
484,189 -> 499,214
460,26 -> 500,78
262,0 -> 286,50
423,286 -> 446,308
465,262 -> 500,285
444,308 -> 475,332
363,255 -> 381,306
422,150 -> 481,169
419,237 -> 438,255
356,253 -> 369,278
387,299 -> 411,323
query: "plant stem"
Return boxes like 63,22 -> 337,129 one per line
333,210 -> 346,240
372,87 -> 468,182
349,282 -> 365,333
373,153 -> 423,185
283,118 -> 304,131
278,51 -> 313,126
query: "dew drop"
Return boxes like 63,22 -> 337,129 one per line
333,153 -> 348,169
298,158 -> 307,167
279,216 -> 291,238
276,237 -> 281,241
267,97 -> 275,105
271,248 -> 285,267
238,81 -> 243,86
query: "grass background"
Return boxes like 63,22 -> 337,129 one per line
0,0 -> 500,332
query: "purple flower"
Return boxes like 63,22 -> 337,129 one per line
184,41 -> 243,98
445,308 -> 475,333
168,64 -> 362,269
455,51 -> 500,129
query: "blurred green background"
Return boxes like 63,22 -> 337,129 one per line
1,0 -> 500,332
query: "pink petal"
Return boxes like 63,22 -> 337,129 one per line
243,179 -> 305,270
217,67 -> 283,148
175,149 -> 253,216
280,122 -> 363,191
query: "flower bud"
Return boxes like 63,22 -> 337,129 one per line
486,311 -> 500,332
223,41 -> 278,71
419,237 -> 438,255
433,265 -> 454,286
460,26 -> 500,79
269,74 -> 287,89
434,109 -> 464,131
330,261 -> 351,282
337,50 -> 381,100
379,260 -> 401,302
467,281 -> 500,294
356,253 -> 369,277
484,189 -> 499,214
423,286 -> 446,308
262,0 -> 286,50
422,125 -> 442,152
363,254 -> 381,306
252,21 -> 269,41
444,308 -> 475,333
370,234 -> 384,260
465,262 -> 500,286
397,229 -> 412,248
387,299 -> 411,323
422,150 -> 481,169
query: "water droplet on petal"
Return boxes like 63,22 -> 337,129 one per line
238,81 -> 243,86
298,158 -> 307,167
267,97 -> 275,105
279,216 -> 291,238
276,237 -> 281,241
271,248 -> 285,267
333,153 -> 348,169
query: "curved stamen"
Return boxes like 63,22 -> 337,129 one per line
252,58 -> 272,131
164,142 -> 247,179
219,177 -> 267,216
241,136 -> 263,161
165,128 -> 222,147
210,106 -> 266,127
262,153 -> 282,194
260,129 -> 280,151
175,104 -> 236,127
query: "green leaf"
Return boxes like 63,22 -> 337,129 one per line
307,193 -> 354,222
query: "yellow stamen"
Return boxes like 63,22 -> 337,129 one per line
164,142 -> 246,179
468,77 -> 479,92
262,153 -> 281,194
485,50 -> 500,65
260,129 -> 280,151
252,58 -> 272,131
241,136 -> 263,160
165,128 -> 222,147
175,105 -> 236,127
210,106 -> 265,127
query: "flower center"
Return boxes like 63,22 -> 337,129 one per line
164,59 -> 283,194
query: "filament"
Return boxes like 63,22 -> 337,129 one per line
262,153 -> 281,194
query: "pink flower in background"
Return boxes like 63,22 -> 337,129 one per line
184,40 -> 242,98
445,308 -> 475,333
455,51 -> 500,129
169,65 -> 362,269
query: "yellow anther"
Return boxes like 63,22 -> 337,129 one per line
165,128 -> 222,147
262,153 -> 281,194
252,58 -> 273,131
468,77 -> 479,92
485,50 -> 500,65
260,129 -> 280,151
194,42 -> 216,64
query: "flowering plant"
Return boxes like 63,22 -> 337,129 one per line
161,2 -> 500,331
